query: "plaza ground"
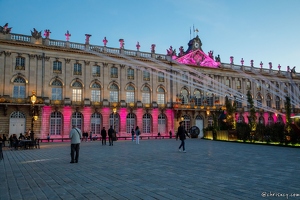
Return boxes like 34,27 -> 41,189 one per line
0,138 -> 299,200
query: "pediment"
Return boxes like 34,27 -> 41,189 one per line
175,49 -> 220,68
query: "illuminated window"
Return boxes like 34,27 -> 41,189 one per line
157,87 -> 165,105
158,114 -> 166,134
50,112 -> 62,135
72,112 -> 83,130
181,89 -> 189,104
13,77 -> 26,98
126,85 -> 135,103
109,83 -> 119,102
126,113 -> 136,134
142,113 -> 151,133
51,80 -> 63,100
236,80 -> 241,89
109,113 -> 119,133
91,113 -> 101,135
183,115 -> 191,131
142,86 -> 150,104
91,83 -> 101,102
72,81 -> 82,101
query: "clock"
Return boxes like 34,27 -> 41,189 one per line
194,42 -> 199,48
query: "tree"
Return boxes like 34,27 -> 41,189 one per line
225,96 -> 236,130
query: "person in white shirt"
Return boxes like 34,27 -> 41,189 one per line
69,125 -> 82,163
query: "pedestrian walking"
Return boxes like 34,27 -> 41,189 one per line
69,125 -> 82,163
131,128 -> 135,142
108,126 -> 115,146
2,134 -> 6,147
135,126 -> 140,144
47,134 -> 50,142
101,127 -> 107,145
176,121 -> 190,153
169,130 -> 172,139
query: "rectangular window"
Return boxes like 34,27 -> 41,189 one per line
158,72 -> 164,82
126,91 -> 134,103
236,80 -> 241,89
53,61 -> 62,74
72,89 -> 82,101
91,90 -> 100,102
275,101 -> 280,110
15,57 -> 25,70
92,66 -> 100,77
50,118 -> 62,135
52,88 -> 62,100
111,67 -> 118,78
143,71 -> 150,81
13,85 -> 25,98
247,81 -> 251,90
74,63 -> 82,75
127,69 -> 134,80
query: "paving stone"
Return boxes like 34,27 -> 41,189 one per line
0,139 -> 299,199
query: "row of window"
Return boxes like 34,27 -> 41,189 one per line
50,112 -> 167,135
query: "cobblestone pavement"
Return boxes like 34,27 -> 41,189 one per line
0,139 -> 300,200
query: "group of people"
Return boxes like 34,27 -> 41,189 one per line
69,121 -> 189,164
131,126 -> 141,144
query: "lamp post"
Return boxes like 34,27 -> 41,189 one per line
113,107 -> 117,131
30,91 -> 38,141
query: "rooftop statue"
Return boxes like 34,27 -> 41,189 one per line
31,28 -> 42,39
0,23 -> 12,34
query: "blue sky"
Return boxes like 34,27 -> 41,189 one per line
1,0 -> 299,71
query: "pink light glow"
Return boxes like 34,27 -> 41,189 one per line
176,49 -> 220,68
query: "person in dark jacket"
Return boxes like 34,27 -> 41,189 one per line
101,127 -> 107,145
176,121 -> 190,152
108,126 -> 115,146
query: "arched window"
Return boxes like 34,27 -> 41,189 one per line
194,90 -> 202,106
126,113 -> 136,133
126,85 -> 135,103
127,68 -> 134,80
142,86 -> 151,104
183,115 -> 191,132
72,81 -> 82,101
142,113 -> 151,133
275,96 -> 280,110
13,77 -> 26,98
266,94 -> 272,108
91,113 -> 101,135
51,80 -> 63,100
110,112 -> 120,133
259,116 -> 265,125
50,112 -> 62,135
109,83 -> 119,102
256,93 -> 262,108
158,113 -> 166,134
237,115 -> 244,123
72,112 -> 83,130
157,87 -> 165,105
180,89 -> 189,104
268,116 -> 274,125
91,83 -> 101,102
277,115 -> 283,124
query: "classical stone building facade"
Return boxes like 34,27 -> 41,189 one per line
0,24 -> 298,139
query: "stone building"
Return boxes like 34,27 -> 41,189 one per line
0,24 -> 298,139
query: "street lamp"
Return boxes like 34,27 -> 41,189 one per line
30,91 -> 38,141
113,107 -> 117,130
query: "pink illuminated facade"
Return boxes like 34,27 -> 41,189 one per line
0,24 -> 299,140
